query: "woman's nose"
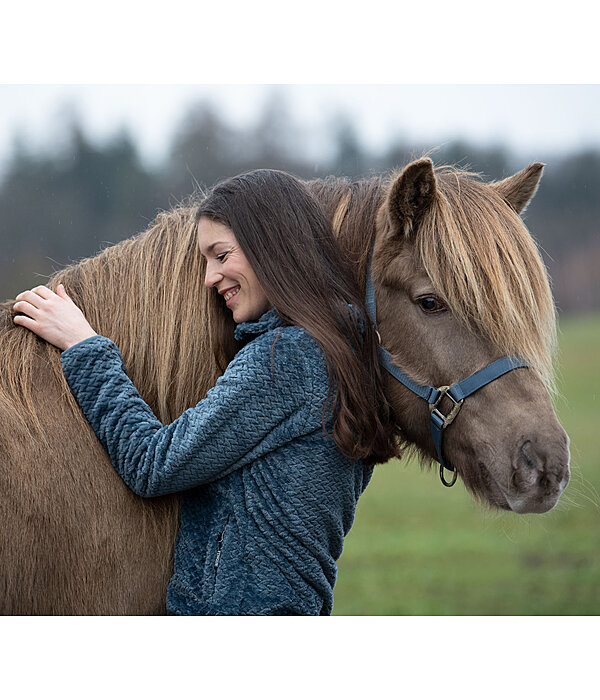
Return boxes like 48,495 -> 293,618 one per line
204,263 -> 223,288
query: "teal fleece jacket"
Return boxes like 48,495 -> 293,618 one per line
60,308 -> 372,615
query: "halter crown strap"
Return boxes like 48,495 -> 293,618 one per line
365,253 -> 528,486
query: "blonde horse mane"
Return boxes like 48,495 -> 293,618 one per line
0,200 -> 220,439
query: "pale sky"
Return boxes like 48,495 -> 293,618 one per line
1,85 -> 598,174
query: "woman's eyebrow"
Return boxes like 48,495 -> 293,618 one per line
201,241 -> 227,256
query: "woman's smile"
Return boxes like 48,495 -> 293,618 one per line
198,218 -> 271,323
221,286 -> 240,304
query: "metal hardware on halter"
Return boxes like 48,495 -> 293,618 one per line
429,387 -> 463,486
364,249 -> 529,488
439,460 -> 458,487
429,386 -> 464,429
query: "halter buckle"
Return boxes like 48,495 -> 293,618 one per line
429,386 -> 464,429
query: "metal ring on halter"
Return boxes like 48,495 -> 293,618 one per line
440,463 -> 458,487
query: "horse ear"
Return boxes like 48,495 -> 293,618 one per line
491,163 -> 545,214
386,158 -> 437,235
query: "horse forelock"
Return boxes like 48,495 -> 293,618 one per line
414,166 -> 557,389
316,168 -> 557,391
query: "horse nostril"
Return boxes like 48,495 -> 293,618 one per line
519,440 -> 539,469
514,437 -> 570,492
508,434 -> 570,511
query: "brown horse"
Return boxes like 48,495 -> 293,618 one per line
0,158 -> 570,614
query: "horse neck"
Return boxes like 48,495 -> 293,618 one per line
55,207 -> 219,424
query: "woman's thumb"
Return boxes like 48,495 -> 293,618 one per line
56,283 -> 70,299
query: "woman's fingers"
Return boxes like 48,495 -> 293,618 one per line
12,299 -> 41,318
12,283 -> 96,351
31,285 -> 55,300
56,283 -> 71,300
12,312 -> 37,329
14,286 -> 68,314
15,287 -> 53,308
14,290 -> 40,307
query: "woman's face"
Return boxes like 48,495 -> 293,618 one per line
198,217 -> 272,324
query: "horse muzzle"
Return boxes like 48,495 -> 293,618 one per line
472,430 -> 571,514
505,434 -> 571,513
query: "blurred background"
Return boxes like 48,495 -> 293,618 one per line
1,84 -> 598,614
2,84 -> 599,313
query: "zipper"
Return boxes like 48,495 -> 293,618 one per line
214,516 -> 230,574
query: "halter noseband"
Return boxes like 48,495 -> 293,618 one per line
365,255 -> 528,487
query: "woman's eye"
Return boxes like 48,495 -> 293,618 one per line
417,296 -> 446,314
216,252 -> 228,262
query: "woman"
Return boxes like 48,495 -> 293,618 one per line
13,169 -> 398,615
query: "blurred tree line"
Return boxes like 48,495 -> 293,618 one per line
1,93 -> 598,313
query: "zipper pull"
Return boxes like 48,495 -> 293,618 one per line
214,526 -> 227,570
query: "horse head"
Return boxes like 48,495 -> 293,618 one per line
370,158 -> 570,513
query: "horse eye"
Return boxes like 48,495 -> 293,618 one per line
418,296 -> 446,314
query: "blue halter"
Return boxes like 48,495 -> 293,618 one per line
365,255 -> 528,487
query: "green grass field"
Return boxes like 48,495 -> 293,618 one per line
332,314 -> 600,615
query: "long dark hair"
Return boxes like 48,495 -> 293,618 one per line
197,169 -> 398,466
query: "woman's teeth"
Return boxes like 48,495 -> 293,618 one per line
224,287 -> 240,301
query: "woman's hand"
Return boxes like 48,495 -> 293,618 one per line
13,284 -> 97,351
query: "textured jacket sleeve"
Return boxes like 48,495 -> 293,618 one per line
60,331 -> 320,497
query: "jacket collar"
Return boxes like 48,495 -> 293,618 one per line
234,308 -> 286,342
234,304 -> 365,342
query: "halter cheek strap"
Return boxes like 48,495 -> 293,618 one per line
365,256 -> 528,487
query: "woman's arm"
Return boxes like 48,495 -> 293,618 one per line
60,332 -> 314,497
13,285 -> 317,498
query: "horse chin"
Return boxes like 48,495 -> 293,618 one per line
476,462 -> 567,514
474,462 -> 513,511
503,488 -> 567,514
